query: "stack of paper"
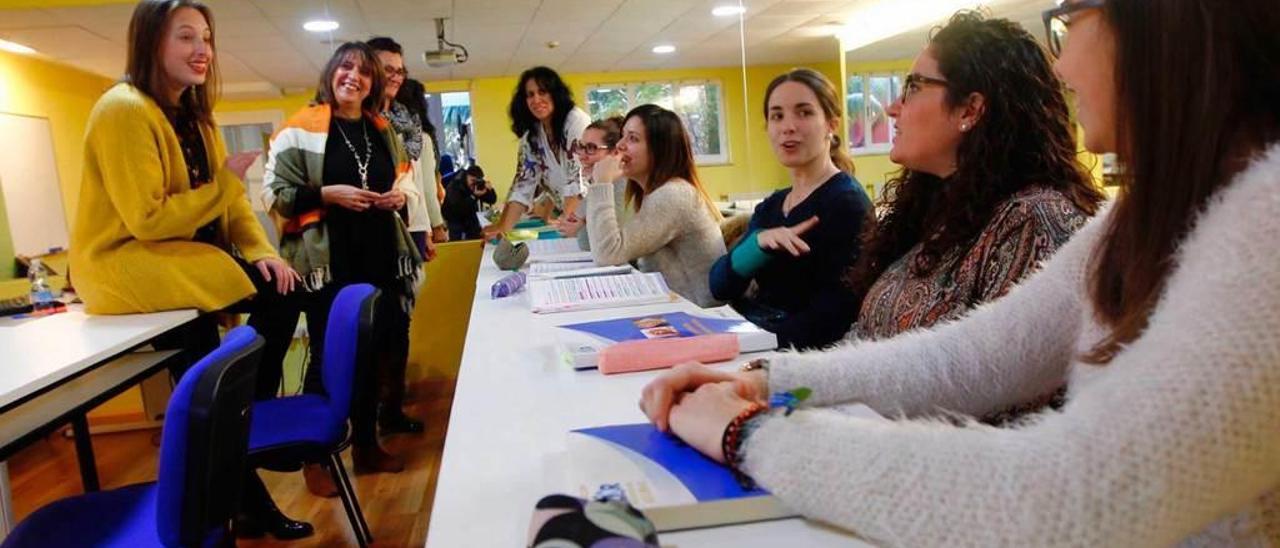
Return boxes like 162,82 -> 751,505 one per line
524,239 -> 593,263
528,261 -> 634,279
530,272 -> 673,314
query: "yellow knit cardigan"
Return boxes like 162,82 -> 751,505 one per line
69,83 -> 278,314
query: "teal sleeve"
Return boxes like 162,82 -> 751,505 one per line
730,230 -> 772,278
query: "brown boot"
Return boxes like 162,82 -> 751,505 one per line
353,444 -> 405,474
302,463 -> 339,497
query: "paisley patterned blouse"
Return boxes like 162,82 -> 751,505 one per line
852,186 -> 1093,341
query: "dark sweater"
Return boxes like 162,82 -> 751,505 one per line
442,176 -> 497,239
708,171 -> 872,350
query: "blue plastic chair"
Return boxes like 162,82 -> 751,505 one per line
3,326 -> 264,548
246,283 -> 378,546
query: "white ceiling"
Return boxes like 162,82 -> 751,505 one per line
0,0 -> 1052,98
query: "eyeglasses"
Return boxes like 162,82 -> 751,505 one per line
571,141 -> 613,155
1042,0 -> 1104,57
384,66 -> 408,79
900,73 -> 949,103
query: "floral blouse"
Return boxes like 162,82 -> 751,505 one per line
852,186 -> 1093,341
506,107 -> 590,210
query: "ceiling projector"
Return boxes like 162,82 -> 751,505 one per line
423,17 -> 469,68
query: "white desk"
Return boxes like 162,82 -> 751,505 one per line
425,247 -> 868,546
0,306 -> 197,535
0,308 -> 196,411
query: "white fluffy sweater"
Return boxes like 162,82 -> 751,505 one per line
743,143 -> 1280,546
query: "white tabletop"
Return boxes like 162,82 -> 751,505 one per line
0,306 -> 196,411
425,248 -> 867,547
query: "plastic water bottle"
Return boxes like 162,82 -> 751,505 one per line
490,271 -> 527,299
28,258 -> 58,315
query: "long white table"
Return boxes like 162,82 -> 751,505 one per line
0,308 -> 196,411
0,306 -> 197,535
426,247 -> 869,546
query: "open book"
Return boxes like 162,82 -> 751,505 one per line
568,423 -> 793,532
529,272 -> 675,314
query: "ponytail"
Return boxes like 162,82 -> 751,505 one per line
830,133 -> 855,175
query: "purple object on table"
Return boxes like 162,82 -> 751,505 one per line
491,271 -> 527,299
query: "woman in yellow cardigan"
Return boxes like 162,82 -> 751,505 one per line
69,0 -> 311,540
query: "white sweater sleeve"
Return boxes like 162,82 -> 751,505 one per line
586,181 -> 686,266
767,212 -> 1105,418
742,170 -> 1280,545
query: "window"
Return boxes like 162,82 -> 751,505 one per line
425,91 -> 475,171
586,80 -> 727,164
846,72 -> 903,155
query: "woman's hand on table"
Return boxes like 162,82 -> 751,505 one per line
668,382 -> 759,464
639,362 -> 767,432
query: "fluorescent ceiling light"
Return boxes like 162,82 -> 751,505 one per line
712,5 -> 746,17
837,0 -> 981,52
0,38 -> 36,55
652,44 -> 676,54
303,20 -> 340,32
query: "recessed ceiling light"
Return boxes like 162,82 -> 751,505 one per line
711,5 -> 746,17
0,38 -> 37,55
652,44 -> 676,54
303,20 -> 340,32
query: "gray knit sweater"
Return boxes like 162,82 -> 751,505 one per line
744,142 -> 1280,546
585,179 -> 725,307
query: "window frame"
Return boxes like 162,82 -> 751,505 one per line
846,71 -> 904,156
585,79 -> 730,166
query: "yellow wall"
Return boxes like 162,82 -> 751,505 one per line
0,50 -> 114,279
215,91 -> 313,120
218,62 -> 850,202
466,63 -> 844,202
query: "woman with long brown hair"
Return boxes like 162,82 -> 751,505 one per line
845,12 -> 1103,342
639,3 -> 1280,544
584,104 -> 726,307
69,0 -> 310,540
263,42 -> 421,496
708,68 -> 874,350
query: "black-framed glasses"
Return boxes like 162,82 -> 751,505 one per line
384,66 -> 409,79
901,73 -> 949,103
1042,0 -> 1104,57
571,141 -> 613,155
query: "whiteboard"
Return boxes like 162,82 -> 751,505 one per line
0,112 -> 70,256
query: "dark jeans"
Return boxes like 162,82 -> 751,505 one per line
299,282 -> 410,448
156,259 -> 301,400
147,259 -> 304,523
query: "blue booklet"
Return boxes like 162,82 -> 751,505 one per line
568,423 -> 793,531
558,311 -> 777,369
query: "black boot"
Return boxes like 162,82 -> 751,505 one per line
233,506 -> 315,540
236,473 -> 315,540
378,405 -> 424,434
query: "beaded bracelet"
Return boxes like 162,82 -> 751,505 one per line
721,402 -> 769,487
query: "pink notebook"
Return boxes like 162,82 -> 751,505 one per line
596,334 -> 740,375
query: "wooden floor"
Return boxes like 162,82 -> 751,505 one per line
7,379 -> 455,547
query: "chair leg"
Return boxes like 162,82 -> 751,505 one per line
329,452 -> 373,546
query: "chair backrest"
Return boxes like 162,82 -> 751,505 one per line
155,325 -> 263,547
321,284 -> 379,421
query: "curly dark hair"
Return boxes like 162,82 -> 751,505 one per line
846,10 -> 1104,299
509,66 -> 578,152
